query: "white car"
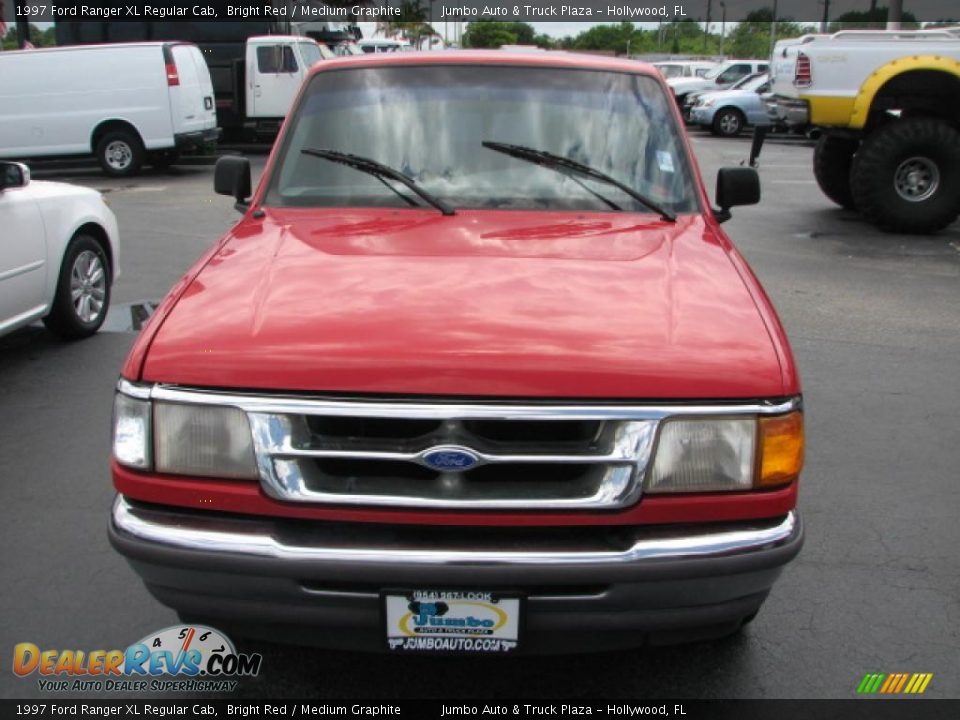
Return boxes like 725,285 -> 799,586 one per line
0,162 -> 118,339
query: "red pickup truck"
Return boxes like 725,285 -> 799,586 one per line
109,51 -> 804,654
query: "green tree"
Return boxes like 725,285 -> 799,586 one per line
462,21 -> 538,49
2,23 -> 55,50
727,9 -> 806,59
829,7 -> 919,31
567,22 -> 650,55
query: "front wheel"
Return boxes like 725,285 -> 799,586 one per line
712,108 -> 745,137
43,235 -> 111,339
850,118 -> 960,233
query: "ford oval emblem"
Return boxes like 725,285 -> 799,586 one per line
421,447 -> 480,471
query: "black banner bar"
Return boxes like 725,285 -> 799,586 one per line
8,0 -> 960,23
3,700 -> 960,719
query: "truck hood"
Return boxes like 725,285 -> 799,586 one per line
142,208 -> 786,399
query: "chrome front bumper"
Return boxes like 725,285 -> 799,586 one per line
110,496 -> 803,651
766,96 -> 810,127
111,495 -> 798,568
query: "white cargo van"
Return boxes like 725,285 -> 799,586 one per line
0,42 -> 218,177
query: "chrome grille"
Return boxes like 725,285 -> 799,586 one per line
248,412 -> 656,509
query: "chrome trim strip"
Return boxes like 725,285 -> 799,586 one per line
139,383 -> 801,420
112,496 -> 798,567
117,379 -> 153,400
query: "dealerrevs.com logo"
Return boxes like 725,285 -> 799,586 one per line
12,625 -> 261,693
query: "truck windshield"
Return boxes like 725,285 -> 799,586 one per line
265,65 -> 698,214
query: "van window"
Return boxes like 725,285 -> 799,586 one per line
171,45 -> 200,86
257,45 -> 298,74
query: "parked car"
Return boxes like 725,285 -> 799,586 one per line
668,59 -> 769,115
0,42 -> 218,177
652,60 -> 717,79
109,51 -> 804,654
681,71 -> 763,121
0,162 -> 118,339
689,73 -> 773,137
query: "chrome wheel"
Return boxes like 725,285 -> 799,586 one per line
719,112 -> 741,136
894,156 -> 939,202
70,250 -> 107,323
104,140 -> 133,171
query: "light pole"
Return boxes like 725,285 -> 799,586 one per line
704,0 -> 712,53
769,0 -> 778,59
720,1 -> 726,57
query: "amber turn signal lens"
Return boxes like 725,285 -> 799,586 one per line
758,412 -> 804,488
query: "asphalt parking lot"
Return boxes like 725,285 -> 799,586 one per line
1,131 -> 958,700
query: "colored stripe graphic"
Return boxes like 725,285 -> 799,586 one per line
857,673 -> 932,694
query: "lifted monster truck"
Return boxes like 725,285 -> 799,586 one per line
768,28 -> 960,233
109,52 -> 804,654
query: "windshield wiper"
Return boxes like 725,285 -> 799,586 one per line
301,149 -> 456,216
481,141 -> 676,222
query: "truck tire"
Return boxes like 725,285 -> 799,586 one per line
813,135 -> 858,209
712,108 -> 745,137
96,129 -> 144,178
850,118 -> 960,233
43,234 -> 111,339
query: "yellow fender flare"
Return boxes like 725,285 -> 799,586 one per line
850,55 -> 960,129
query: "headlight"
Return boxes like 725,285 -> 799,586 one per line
646,412 -> 803,493
112,386 -> 259,480
154,402 -> 258,479
113,392 -> 151,469
647,417 -> 755,493
702,98 -> 717,107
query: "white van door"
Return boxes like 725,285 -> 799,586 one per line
167,44 -> 216,137
247,42 -> 304,119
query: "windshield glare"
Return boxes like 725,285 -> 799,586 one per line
267,65 -> 698,214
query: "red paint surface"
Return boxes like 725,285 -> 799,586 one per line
139,210 -> 791,399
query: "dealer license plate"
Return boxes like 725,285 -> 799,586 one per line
383,590 -> 521,654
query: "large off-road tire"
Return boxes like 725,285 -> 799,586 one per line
850,118 -> 960,234
43,234 -> 111,339
96,128 -> 145,177
712,107 -> 745,137
813,134 -> 858,209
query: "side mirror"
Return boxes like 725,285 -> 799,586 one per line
0,162 -> 30,191
715,167 -> 760,223
214,155 -> 252,211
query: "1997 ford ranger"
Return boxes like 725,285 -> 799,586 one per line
109,51 -> 804,654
